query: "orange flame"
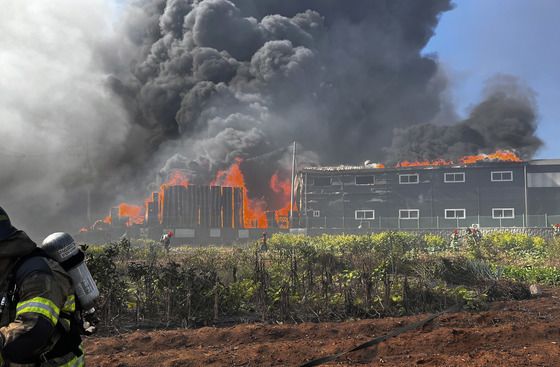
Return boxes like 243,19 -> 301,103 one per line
459,150 -> 522,165
212,159 -> 268,228
154,170 -> 191,221
396,159 -> 453,168
395,150 -> 522,168
118,203 -> 144,225
211,159 -> 245,187
91,170 -> 190,229
270,172 -> 296,228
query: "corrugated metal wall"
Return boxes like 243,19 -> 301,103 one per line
160,185 -> 245,228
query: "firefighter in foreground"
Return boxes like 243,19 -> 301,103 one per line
0,207 -> 86,366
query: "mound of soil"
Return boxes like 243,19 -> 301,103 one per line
86,289 -> 560,366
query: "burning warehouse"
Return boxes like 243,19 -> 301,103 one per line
82,160 -> 296,243
153,185 -> 244,229
81,150 -> 560,244
100,184 -> 257,243
297,152 -> 560,232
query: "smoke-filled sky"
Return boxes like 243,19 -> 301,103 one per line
0,0 -> 557,239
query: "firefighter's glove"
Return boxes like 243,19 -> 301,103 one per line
82,309 -> 99,335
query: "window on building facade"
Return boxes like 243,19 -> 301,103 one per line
492,208 -> 515,219
312,210 -> 321,218
399,209 -> 419,219
399,173 -> 419,184
445,209 -> 466,219
491,171 -> 513,182
528,172 -> 560,187
313,177 -> 332,186
355,175 -> 375,185
444,172 -> 465,183
355,210 -> 375,220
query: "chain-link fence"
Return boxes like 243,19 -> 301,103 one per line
302,214 -> 560,230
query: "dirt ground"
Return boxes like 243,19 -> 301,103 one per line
85,289 -> 560,367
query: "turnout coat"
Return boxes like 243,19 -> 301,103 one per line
0,231 -> 84,367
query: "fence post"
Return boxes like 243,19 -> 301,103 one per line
324,216 -> 327,229
546,213 -> 549,228
436,216 -> 439,229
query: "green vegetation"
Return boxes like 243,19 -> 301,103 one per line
86,232 -> 560,330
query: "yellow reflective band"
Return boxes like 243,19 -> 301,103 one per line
58,354 -> 84,367
62,295 -> 76,313
16,297 -> 60,326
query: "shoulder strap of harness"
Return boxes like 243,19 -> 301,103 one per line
4,248 -> 52,308
13,248 -> 53,289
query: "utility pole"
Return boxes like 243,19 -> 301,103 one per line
85,142 -> 93,224
289,141 -> 297,228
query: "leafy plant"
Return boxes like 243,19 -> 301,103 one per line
84,231 -> 549,330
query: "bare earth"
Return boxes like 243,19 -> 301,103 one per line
85,289 -> 560,367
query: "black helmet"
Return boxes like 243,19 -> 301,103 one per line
0,206 -> 18,241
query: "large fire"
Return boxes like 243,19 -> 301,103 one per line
270,172 -> 297,228
396,150 -> 521,168
118,203 -> 144,225
155,169 -> 191,222
211,159 -> 268,229
85,150 -> 522,232
88,160 -> 293,230
459,150 -> 522,165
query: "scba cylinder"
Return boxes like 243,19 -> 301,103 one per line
41,232 -> 100,310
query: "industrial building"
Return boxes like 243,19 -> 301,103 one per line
78,158 -> 560,244
146,185 -> 245,229
143,185 -> 249,242
82,183 -> 288,244
297,159 -> 560,230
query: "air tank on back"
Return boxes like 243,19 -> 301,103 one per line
41,232 -> 100,310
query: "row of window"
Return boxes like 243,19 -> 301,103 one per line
311,208 -> 515,220
397,171 -> 513,184
312,171 -> 514,186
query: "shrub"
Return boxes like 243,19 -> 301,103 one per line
84,232 -> 542,330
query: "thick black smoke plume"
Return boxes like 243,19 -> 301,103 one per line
387,75 -> 542,162
0,0 -> 543,238
110,0 -> 454,194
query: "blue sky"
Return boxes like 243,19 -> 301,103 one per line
424,0 -> 560,159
